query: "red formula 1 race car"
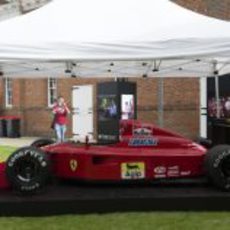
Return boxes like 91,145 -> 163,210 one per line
0,119 -> 230,193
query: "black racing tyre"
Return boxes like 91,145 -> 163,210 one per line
204,145 -> 230,190
6,146 -> 50,193
31,138 -> 55,148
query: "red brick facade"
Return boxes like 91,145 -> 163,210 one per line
0,0 -> 228,140
0,77 -> 200,139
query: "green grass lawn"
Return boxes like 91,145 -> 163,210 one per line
0,146 -> 15,163
0,212 -> 230,230
0,146 -> 230,230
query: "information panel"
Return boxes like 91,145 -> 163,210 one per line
97,81 -> 136,144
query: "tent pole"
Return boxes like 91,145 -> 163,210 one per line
213,61 -> 220,119
199,77 -> 207,138
215,76 -> 220,118
157,77 -> 164,127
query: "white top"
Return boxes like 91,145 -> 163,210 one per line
0,0 -> 230,78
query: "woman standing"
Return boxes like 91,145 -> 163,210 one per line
52,96 -> 70,142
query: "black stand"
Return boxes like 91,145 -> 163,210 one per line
1,182 -> 230,216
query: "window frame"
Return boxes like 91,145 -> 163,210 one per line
5,78 -> 13,108
47,78 -> 58,108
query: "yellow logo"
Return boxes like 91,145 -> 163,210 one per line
121,162 -> 145,179
69,159 -> 78,172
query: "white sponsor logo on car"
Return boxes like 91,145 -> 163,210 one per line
133,128 -> 152,136
167,166 -> 179,177
154,166 -> 167,174
180,171 -> 191,176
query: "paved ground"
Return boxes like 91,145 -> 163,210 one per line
0,137 -> 39,147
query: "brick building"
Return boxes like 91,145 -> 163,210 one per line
0,0 -> 229,140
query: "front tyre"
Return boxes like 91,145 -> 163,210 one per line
205,145 -> 230,190
31,138 -> 55,148
6,146 -> 50,194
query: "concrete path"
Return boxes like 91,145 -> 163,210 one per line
0,137 -> 39,147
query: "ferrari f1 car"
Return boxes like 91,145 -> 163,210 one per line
1,119 -> 230,193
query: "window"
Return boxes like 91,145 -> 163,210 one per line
48,78 -> 57,107
5,78 -> 13,108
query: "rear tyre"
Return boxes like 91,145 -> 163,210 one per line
6,146 -> 50,194
204,145 -> 230,190
31,138 -> 55,148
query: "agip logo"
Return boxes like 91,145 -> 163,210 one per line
69,159 -> 78,172
121,162 -> 145,179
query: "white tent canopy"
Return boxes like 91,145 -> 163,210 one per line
0,0 -> 230,78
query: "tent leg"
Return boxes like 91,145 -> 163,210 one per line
199,77 -> 207,138
215,76 -> 220,119
213,61 -> 220,119
157,77 -> 164,127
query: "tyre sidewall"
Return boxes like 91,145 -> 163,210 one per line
31,138 -> 55,148
6,146 -> 50,193
205,145 -> 230,190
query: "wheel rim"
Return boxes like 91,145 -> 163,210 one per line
14,155 -> 41,183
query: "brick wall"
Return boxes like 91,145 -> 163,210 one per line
0,77 -> 200,140
163,78 -> 200,138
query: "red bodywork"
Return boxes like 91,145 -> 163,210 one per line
0,120 -> 207,188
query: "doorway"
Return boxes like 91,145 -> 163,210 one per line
72,85 -> 94,141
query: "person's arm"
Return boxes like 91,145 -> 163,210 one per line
52,105 -> 59,114
64,103 -> 71,114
